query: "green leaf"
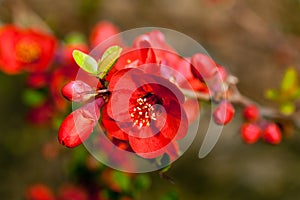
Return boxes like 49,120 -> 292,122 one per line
159,191 -> 178,200
72,50 -> 98,75
52,117 -> 64,130
265,89 -> 279,100
291,88 -> 300,100
112,171 -> 131,192
22,89 -> 45,106
97,45 -> 122,79
65,32 -> 86,44
280,101 -> 295,115
134,174 -> 151,191
281,67 -> 298,93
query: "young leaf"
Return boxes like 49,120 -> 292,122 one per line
280,101 -> 295,115
72,50 -> 98,75
22,89 -> 45,106
265,89 -> 279,100
112,171 -> 131,192
281,67 -> 298,94
134,174 -> 151,191
65,32 -> 86,45
97,45 -> 122,79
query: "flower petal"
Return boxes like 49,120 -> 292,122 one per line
107,89 -> 133,122
128,133 -> 171,158
102,105 -> 129,140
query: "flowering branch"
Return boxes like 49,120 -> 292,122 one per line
181,75 -> 300,129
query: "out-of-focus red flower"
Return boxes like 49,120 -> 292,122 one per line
27,101 -> 54,125
50,68 -> 70,111
49,44 -> 90,112
133,30 -> 175,53
89,21 -> 120,49
26,72 -> 49,89
58,97 -> 104,148
0,25 -> 56,74
102,66 -> 188,158
26,184 -> 55,200
42,139 -> 61,160
58,184 -> 88,200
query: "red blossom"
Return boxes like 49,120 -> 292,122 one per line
58,98 -> 104,148
102,67 -> 188,158
27,101 -> 54,125
26,72 -> 49,88
89,21 -> 121,49
0,25 -> 56,74
191,53 -> 218,81
58,184 -> 88,200
26,184 -> 55,200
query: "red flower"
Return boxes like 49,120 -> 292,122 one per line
58,184 -> 88,200
26,101 -> 54,125
102,67 -> 188,158
0,25 -> 56,74
26,72 -> 49,88
89,21 -> 121,49
26,184 -> 55,200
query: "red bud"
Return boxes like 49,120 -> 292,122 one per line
58,98 -> 104,148
241,123 -> 262,144
263,123 -> 282,145
61,80 -> 93,102
243,105 -> 260,121
213,101 -> 235,125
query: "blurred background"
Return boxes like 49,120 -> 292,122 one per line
1,0 -> 300,199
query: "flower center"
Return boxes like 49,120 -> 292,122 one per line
15,40 -> 42,64
130,94 -> 160,128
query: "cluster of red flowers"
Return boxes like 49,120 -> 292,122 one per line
58,25 -> 235,160
0,21 -> 119,126
241,104 -> 282,144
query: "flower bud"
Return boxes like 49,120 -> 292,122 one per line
263,123 -> 282,144
241,123 -> 262,144
58,98 -> 104,148
213,100 -> 235,125
243,104 -> 260,121
61,80 -> 93,102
